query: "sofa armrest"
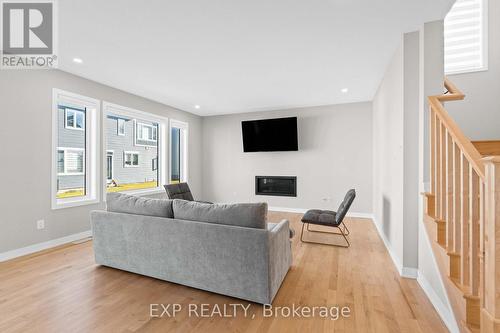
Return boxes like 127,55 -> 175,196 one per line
268,219 -> 292,303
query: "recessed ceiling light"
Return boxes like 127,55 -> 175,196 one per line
341,88 -> 349,93
194,105 -> 200,109
73,58 -> 83,64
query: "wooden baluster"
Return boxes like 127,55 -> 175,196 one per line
470,169 -> 480,296
461,155 -> 470,288
446,131 -> 454,252
451,143 -> 461,280
448,137 -> 460,280
429,108 -> 436,217
435,121 -> 447,246
481,157 -> 500,332
465,167 -> 481,328
480,179 -> 485,309
436,119 -> 442,219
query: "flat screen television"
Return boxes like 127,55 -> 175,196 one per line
241,117 -> 298,152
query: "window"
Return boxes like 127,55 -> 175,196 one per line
136,122 -> 157,144
107,151 -> 114,182
124,151 -> 139,167
57,148 -> 85,175
52,89 -> 100,209
444,0 -> 488,74
65,108 -> 85,130
152,157 -> 158,171
169,120 -> 188,184
117,119 -> 125,136
103,102 -> 167,195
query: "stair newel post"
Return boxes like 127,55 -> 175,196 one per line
481,156 -> 500,333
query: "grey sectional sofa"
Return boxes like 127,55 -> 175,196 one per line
90,193 -> 292,304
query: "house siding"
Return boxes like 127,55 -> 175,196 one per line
57,109 -> 159,192
106,116 -> 158,185
57,106 -> 85,190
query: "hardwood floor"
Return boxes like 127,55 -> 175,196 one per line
0,212 -> 448,333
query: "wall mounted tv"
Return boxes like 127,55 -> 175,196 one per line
241,117 -> 298,152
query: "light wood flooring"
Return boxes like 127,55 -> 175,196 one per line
0,212 -> 448,333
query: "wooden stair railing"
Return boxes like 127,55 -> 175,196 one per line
426,78 -> 500,333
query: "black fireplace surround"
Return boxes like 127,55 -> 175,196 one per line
255,176 -> 297,197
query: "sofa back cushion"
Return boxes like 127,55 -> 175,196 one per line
172,200 -> 267,229
107,192 -> 174,218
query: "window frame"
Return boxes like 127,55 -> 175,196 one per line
135,121 -> 158,146
106,150 -> 114,182
445,0 -> 489,75
123,151 -> 140,168
117,118 -> 125,136
169,119 -> 189,184
103,102 -> 168,197
64,107 -> 86,131
52,89 -> 100,210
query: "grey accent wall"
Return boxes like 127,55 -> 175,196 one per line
201,103 -> 373,214
0,69 -> 202,253
446,0 -> 500,140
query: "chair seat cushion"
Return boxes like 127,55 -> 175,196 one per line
301,209 -> 338,226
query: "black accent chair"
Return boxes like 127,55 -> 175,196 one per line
300,189 -> 356,247
163,183 -> 212,204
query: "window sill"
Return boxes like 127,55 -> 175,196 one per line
52,197 -> 100,210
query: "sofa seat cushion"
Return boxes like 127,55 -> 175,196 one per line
173,199 -> 267,229
107,192 -> 174,218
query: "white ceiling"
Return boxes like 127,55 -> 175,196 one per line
58,0 -> 454,116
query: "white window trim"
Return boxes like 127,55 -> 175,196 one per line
102,102 -> 168,198
445,0 -> 489,75
117,118 -> 125,136
52,89 -> 100,210
169,119 -> 189,184
64,107 -> 86,131
123,151 -> 140,168
57,147 -> 85,176
134,121 -> 158,147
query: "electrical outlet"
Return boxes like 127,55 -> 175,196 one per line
36,220 -> 45,230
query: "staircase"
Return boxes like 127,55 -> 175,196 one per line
423,78 -> 500,333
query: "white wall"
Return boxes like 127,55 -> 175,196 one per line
372,31 -> 421,273
201,103 -> 373,215
0,70 -> 202,254
446,0 -> 500,140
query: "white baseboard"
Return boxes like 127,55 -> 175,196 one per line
370,217 -> 418,279
417,274 -> 460,333
401,267 -> 419,279
269,206 -> 308,214
268,206 -> 373,219
0,230 -> 92,262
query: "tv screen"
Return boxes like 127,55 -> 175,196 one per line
242,117 -> 298,152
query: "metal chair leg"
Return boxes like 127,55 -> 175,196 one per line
301,223 -> 350,248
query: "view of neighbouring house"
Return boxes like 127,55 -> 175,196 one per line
56,106 -> 161,197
